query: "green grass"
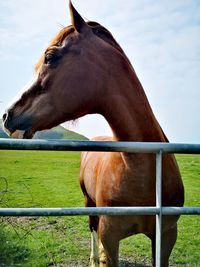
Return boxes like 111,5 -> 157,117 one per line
0,151 -> 199,266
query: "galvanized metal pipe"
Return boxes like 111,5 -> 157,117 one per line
156,151 -> 162,267
1,138 -> 200,154
0,207 -> 199,217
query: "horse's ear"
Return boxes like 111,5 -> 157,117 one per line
69,1 -> 90,33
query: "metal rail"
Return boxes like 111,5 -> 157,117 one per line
0,138 -> 200,267
0,207 -> 199,216
0,138 -> 200,154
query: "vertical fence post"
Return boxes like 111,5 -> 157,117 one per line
156,151 -> 162,267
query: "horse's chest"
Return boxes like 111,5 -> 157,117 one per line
96,160 -> 155,206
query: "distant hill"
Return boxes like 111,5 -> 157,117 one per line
34,125 -> 88,140
0,120 -> 88,140
0,123 -> 8,138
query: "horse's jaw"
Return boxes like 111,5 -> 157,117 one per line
10,129 -> 34,139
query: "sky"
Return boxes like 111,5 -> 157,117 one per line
0,0 -> 200,143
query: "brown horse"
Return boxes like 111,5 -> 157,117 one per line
3,2 -> 184,266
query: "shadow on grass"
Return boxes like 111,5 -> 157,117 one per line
0,226 -> 30,267
58,260 -> 151,267
120,259 -> 151,267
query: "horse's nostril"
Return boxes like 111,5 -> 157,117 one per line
2,113 -> 7,122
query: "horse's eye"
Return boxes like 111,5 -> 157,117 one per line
44,53 -> 57,65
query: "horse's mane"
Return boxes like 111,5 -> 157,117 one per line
88,21 -> 124,54
35,21 -> 125,72
35,26 -> 74,72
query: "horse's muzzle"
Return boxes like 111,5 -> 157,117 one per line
2,111 -> 34,139
2,110 -> 14,135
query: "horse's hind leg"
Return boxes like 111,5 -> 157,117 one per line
90,229 -> 99,267
90,230 -> 107,267
89,222 -> 107,267
84,197 -> 100,266
151,223 -> 177,267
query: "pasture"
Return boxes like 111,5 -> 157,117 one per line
0,150 -> 199,266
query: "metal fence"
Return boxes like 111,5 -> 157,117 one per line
0,138 -> 200,267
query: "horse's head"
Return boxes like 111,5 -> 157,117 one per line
3,1 -> 124,139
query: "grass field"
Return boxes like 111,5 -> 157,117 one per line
0,150 -> 199,267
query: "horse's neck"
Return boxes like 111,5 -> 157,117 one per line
101,68 -> 167,143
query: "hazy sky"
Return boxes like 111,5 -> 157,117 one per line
0,0 -> 200,143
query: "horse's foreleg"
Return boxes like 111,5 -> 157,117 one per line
99,240 -> 106,267
151,224 -> 177,267
90,230 -> 99,267
99,223 -> 120,267
100,237 -> 119,267
161,224 -> 177,267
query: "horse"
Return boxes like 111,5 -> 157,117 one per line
3,2 -> 184,266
